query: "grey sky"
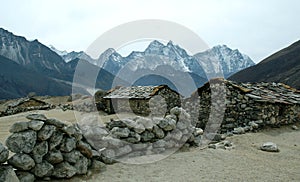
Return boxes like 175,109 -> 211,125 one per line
1,0 -> 300,63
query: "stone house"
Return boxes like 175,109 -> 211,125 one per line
4,97 -> 54,116
102,85 -> 181,115
185,78 -> 300,133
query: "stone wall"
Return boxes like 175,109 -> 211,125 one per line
184,80 -> 300,134
80,107 -> 204,163
1,105 -> 54,117
0,114 -> 106,181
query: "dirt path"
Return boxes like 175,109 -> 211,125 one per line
1,111 -> 300,181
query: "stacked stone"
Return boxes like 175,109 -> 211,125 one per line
81,107 -> 204,163
184,80 -> 300,135
2,104 -> 55,117
4,114 -> 105,181
58,103 -> 74,111
0,142 -> 19,182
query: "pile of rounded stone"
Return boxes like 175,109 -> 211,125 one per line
1,142 -> 19,181
81,107 -> 205,163
2,114 -> 105,181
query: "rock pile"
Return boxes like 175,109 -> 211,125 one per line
1,114 -> 105,181
81,107 -> 205,163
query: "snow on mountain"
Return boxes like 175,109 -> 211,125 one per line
99,40 -> 254,79
98,48 -> 124,75
100,40 -> 205,76
195,45 -> 255,78
49,45 -> 96,64
49,45 -> 68,57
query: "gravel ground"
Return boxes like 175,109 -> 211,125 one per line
0,110 -> 299,182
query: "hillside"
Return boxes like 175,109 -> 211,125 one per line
229,40 -> 300,89
0,55 -> 72,99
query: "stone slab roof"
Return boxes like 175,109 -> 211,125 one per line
230,81 -> 300,105
8,97 -> 47,108
103,85 -> 173,99
197,78 -> 300,105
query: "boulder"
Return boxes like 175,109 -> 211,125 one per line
62,125 -> 76,136
28,120 -> 44,131
233,127 -> 245,135
133,123 -> 146,134
111,127 -> 130,138
45,150 -> 64,164
31,161 -> 54,178
8,154 -> 35,170
52,162 -> 77,178
158,118 -> 176,131
0,165 -> 20,182
38,125 -> 56,141
136,117 -> 154,131
90,159 -> 106,172
170,107 -> 182,117
152,125 -> 165,139
26,114 -> 47,121
63,150 -> 84,164
9,122 -> 29,133
60,137 -> 77,152
32,141 -> 48,163
74,156 -> 89,174
77,140 -> 93,158
0,143 -> 9,163
140,131 -> 155,142
260,142 -> 279,152
6,130 -> 37,153
106,120 -> 127,130
49,130 -> 64,151
208,140 -> 234,150
15,171 -> 35,182
45,118 -> 66,128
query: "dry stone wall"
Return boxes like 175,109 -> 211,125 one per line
0,114 -> 106,181
184,80 -> 300,134
80,107 -> 204,163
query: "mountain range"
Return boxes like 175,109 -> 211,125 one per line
0,27 -> 256,99
229,40 -> 300,89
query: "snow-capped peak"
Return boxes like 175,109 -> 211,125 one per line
49,45 -> 68,56
195,45 -> 255,77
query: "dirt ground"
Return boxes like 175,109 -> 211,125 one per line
0,110 -> 300,182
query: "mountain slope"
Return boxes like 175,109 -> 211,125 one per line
50,45 -> 96,64
0,55 -> 72,99
66,58 -> 128,91
0,28 -> 123,98
229,40 -> 300,89
0,28 -> 72,81
100,41 -> 254,79
195,45 -> 255,78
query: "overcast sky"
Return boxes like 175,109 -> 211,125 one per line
1,0 -> 300,63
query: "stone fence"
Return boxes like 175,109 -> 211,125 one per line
0,114 -> 105,181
